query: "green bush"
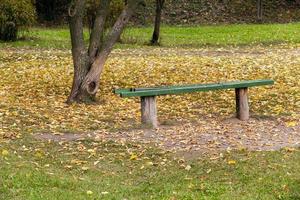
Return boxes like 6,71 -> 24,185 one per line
0,0 -> 36,41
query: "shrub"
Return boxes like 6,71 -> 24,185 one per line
0,0 -> 36,41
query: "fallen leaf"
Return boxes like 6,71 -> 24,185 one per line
130,154 -> 138,160
286,121 -> 297,127
185,165 -> 192,171
101,191 -> 109,195
1,149 -> 9,156
227,160 -> 236,165
81,166 -> 89,171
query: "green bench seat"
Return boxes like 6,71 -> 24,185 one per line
114,79 -> 274,128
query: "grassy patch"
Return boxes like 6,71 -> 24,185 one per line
1,23 -> 300,49
0,137 -> 299,200
123,23 -> 300,47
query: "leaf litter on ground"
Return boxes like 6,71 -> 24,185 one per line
0,44 -> 299,156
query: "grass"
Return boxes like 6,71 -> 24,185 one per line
1,22 -> 300,49
0,137 -> 299,200
1,23 -> 300,199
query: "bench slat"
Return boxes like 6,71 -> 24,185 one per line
116,79 -> 274,97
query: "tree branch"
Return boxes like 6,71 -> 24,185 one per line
100,0 -> 145,58
88,0 -> 111,62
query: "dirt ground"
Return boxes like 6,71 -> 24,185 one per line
35,115 -> 300,159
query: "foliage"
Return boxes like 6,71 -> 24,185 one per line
32,0 -> 300,25
34,0 -> 124,26
86,0 -> 125,29
0,0 -> 36,41
135,0 -> 300,25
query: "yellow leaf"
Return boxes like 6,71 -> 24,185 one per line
130,154 -> 138,160
81,166 -> 89,171
35,152 -> 43,158
284,147 -> 296,152
86,190 -> 93,195
228,160 -> 236,165
1,149 -> 9,156
64,165 -> 73,169
146,161 -> 154,166
286,121 -> 297,127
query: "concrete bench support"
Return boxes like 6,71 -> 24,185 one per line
235,88 -> 249,121
141,96 -> 158,128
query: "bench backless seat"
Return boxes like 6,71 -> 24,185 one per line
114,79 -> 274,128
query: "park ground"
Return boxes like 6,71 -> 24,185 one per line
0,23 -> 300,199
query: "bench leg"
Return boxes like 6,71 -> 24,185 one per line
141,96 -> 158,128
235,88 -> 249,121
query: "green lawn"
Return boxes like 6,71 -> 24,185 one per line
1,23 -> 300,199
1,23 -> 300,49
0,137 -> 299,200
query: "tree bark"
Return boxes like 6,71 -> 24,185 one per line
67,0 -> 144,104
257,0 -> 263,22
67,0 -> 90,103
151,0 -> 165,45
88,0 -> 111,61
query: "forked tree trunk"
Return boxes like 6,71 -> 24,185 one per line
151,0 -> 165,45
67,0 -> 144,104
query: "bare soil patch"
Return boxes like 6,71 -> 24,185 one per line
35,116 -> 300,158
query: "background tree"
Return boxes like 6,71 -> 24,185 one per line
86,0 -> 124,36
257,0 -> 263,22
0,0 -> 36,41
150,0 -> 165,45
67,0 -> 145,103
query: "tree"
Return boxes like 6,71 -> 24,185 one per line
0,0 -> 36,41
67,0 -> 144,103
150,0 -> 165,45
257,0 -> 263,22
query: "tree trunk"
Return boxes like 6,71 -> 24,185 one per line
257,0 -> 263,22
151,0 -> 164,45
67,0 -> 91,104
67,0 -> 144,104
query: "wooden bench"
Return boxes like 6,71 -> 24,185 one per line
114,80 -> 274,128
